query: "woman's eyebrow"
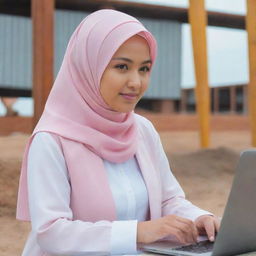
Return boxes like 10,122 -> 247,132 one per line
142,60 -> 152,64
112,57 -> 152,64
112,57 -> 132,63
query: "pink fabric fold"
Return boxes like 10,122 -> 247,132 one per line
16,9 -> 157,221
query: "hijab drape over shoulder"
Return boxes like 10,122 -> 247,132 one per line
17,9 -> 157,221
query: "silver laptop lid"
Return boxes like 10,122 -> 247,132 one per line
212,149 -> 256,256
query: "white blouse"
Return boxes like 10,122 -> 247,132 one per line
23,132 -> 149,256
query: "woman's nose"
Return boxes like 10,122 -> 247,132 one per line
127,71 -> 141,89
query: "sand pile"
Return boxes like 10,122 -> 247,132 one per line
0,156 -> 22,217
0,134 -> 28,217
170,147 -> 239,177
168,147 -> 239,216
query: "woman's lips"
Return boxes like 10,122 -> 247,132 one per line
119,93 -> 138,100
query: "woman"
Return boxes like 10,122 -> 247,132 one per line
17,9 -> 219,256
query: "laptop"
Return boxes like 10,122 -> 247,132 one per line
141,149 -> 256,256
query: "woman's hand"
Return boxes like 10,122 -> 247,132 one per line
195,215 -> 220,242
137,215 -> 198,244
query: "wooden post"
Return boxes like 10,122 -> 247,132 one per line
180,90 -> 188,113
213,87 -> 219,114
230,86 -> 236,113
243,84 -> 248,114
188,0 -> 210,148
246,0 -> 256,146
32,0 -> 54,127
160,100 -> 175,113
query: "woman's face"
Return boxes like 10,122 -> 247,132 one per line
100,35 -> 152,113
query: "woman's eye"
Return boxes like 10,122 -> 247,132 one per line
140,66 -> 150,73
115,64 -> 128,70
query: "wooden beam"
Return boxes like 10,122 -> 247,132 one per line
0,116 -> 33,135
56,1 -> 246,29
32,0 -> 54,127
0,88 -> 31,97
189,0 -> 210,148
0,0 -> 246,30
246,0 -> 256,146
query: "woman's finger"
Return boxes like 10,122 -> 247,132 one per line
202,217 -> 216,242
177,218 -> 198,243
168,216 -> 198,243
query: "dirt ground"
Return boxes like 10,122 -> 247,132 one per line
0,117 -> 252,255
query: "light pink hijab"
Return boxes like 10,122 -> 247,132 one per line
16,9 -> 157,221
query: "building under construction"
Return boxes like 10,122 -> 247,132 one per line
0,0 -> 249,114
1,0 -> 256,147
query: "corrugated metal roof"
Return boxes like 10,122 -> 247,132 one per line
0,10 -> 182,99
140,17 -> 181,99
0,14 -> 32,89
55,10 -> 87,75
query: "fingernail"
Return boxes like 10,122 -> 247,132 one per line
210,236 -> 214,242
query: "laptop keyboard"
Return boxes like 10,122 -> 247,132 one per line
173,240 -> 214,254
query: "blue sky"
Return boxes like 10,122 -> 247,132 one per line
0,0 -> 248,115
